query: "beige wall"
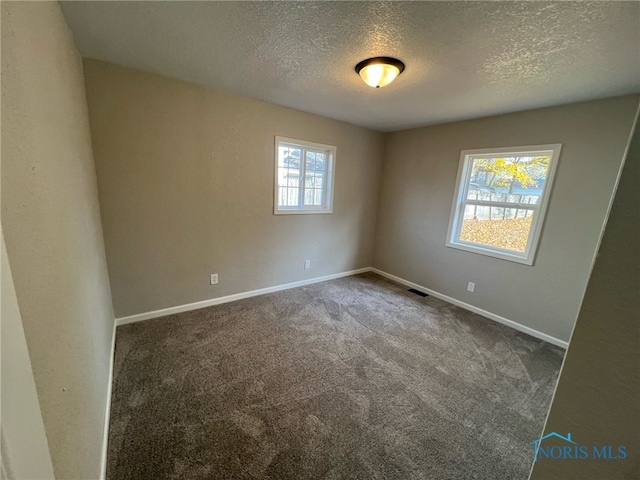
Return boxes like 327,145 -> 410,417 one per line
1,2 -> 114,478
530,107 -> 639,479
83,59 -> 385,318
1,229 -> 54,479
374,95 -> 639,343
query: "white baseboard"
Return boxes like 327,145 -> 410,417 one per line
115,268 -> 371,327
370,268 -> 568,349
114,265 -> 569,347
100,320 -> 117,479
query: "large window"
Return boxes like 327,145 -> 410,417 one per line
446,144 -> 561,265
274,137 -> 336,214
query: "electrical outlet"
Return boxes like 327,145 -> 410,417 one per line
467,282 -> 475,293
304,260 -> 311,270
210,274 -> 218,285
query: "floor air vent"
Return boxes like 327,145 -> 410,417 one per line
408,288 -> 428,297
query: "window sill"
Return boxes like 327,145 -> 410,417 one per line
274,209 -> 333,215
445,240 -> 535,266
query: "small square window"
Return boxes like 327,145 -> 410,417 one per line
274,137 -> 336,215
446,144 -> 561,265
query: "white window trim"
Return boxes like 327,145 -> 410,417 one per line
446,144 -> 562,265
274,136 -> 336,215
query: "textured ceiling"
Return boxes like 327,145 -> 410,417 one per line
60,1 -> 640,132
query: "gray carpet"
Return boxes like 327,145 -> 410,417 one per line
107,273 -> 564,480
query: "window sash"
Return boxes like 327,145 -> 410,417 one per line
301,147 -> 327,207
454,203 -> 539,250
461,200 -> 541,210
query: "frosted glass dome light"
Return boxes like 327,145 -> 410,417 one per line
355,57 -> 405,88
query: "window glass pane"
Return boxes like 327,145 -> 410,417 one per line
305,175 -> 314,188
276,145 -> 302,207
283,187 -> 299,206
459,208 -> 535,253
305,152 -> 314,173
467,154 -> 551,204
279,146 -> 301,168
304,183 -> 324,205
466,184 -> 494,201
303,188 -> 315,206
278,187 -> 287,206
464,204 -> 488,220
277,168 -> 300,206
306,151 -> 326,173
303,167 -> 326,205
286,174 -> 299,188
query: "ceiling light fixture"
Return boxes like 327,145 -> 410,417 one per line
355,56 -> 405,88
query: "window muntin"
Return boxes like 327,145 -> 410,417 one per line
446,144 -> 561,265
275,137 -> 335,214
